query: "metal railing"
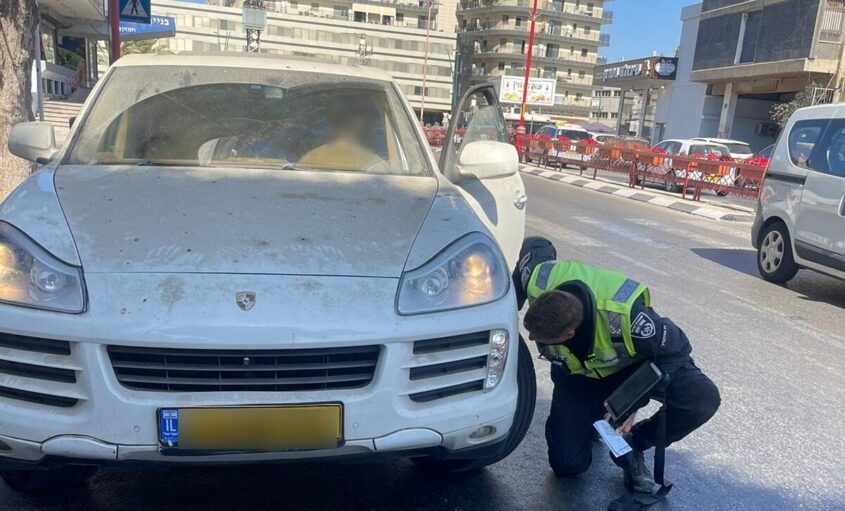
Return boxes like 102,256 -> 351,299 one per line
820,1 -> 845,42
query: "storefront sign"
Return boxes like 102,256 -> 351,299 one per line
499,76 -> 556,106
599,57 -> 679,83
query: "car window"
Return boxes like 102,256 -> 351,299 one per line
708,145 -> 729,157
557,130 -> 590,140
726,142 -> 752,155
788,119 -> 828,170
67,66 -> 429,175
689,144 -> 708,155
805,119 -> 845,178
758,145 -> 774,159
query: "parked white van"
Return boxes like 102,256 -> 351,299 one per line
752,103 -> 845,283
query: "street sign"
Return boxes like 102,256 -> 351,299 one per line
119,0 -> 151,24
119,16 -> 176,41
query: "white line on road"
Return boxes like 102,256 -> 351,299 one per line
526,216 -> 607,247
571,216 -> 671,248
627,218 -> 745,249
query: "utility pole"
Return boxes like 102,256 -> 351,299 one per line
515,0 -> 538,156
419,0 -> 433,125
109,0 -> 120,63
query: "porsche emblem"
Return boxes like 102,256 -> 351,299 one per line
235,291 -> 256,311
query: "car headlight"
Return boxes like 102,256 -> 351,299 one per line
397,232 -> 509,315
0,222 -> 85,313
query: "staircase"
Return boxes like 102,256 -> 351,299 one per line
41,87 -> 90,145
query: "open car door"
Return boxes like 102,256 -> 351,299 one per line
440,84 -> 527,270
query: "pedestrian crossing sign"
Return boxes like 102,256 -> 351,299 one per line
119,0 -> 151,25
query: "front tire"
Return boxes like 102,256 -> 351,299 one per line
412,337 -> 536,472
757,221 -> 799,283
0,466 -> 97,494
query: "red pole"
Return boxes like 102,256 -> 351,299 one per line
109,0 -> 121,64
516,0 -> 539,156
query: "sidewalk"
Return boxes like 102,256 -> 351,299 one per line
520,164 -> 756,223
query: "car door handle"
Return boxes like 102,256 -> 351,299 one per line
514,193 -> 528,210
839,195 -> 845,217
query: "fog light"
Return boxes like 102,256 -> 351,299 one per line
469,425 -> 496,440
484,329 -> 509,390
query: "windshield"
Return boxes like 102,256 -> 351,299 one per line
67,66 -> 429,175
725,142 -> 752,155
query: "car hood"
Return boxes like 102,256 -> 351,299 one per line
54,166 -> 437,277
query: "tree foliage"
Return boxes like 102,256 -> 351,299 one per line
770,82 -> 822,128
0,0 -> 37,199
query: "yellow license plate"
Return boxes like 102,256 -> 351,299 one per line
159,404 -> 342,451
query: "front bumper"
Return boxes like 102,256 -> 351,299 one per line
0,273 -> 519,466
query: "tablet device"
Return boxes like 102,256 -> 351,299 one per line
604,362 -> 663,427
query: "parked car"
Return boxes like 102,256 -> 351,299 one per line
0,53 -> 535,492
691,137 -> 754,160
592,133 -> 622,145
752,103 -> 845,283
649,139 -> 735,194
527,124 -> 592,169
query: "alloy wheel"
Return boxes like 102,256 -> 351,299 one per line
760,230 -> 784,273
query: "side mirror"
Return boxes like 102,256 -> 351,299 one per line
457,140 -> 518,181
7,122 -> 58,164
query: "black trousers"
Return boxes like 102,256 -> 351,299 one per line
546,360 -> 721,477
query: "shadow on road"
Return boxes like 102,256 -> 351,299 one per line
691,247 -> 845,309
690,248 -> 758,277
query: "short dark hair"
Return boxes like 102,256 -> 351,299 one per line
523,291 -> 584,340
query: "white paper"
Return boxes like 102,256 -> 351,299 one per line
593,419 -> 632,458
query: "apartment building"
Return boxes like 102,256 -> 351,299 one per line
455,0 -> 613,120
154,0 -> 456,122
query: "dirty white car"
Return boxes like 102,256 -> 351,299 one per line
0,54 -> 533,492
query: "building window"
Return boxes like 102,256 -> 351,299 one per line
502,15 -> 509,24
576,92 -> 583,100
585,25 -> 591,34
520,40 -> 526,54
611,112 -> 618,119
334,7 -> 348,18
578,70 -> 585,79
311,3 -> 319,11
354,11 -> 365,22
397,12 -> 404,23
498,61 -> 505,70
516,17 -> 523,27
545,43 -> 559,58
739,11 -> 762,64
567,68 -> 572,77
581,48 -> 588,57
587,2 -> 594,11
613,90 -> 621,97
414,86 -> 430,96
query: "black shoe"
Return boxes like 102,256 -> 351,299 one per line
609,441 -> 656,494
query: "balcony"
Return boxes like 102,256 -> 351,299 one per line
458,25 -> 602,47
470,50 -> 599,67
457,0 -> 608,23
395,1 -> 440,13
600,33 -> 611,47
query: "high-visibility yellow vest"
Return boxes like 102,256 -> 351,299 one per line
527,261 -> 651,379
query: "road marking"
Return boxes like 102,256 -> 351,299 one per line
526,216 -> 607,247
607,252 -> 671,277
571,216 -> 671,248
627,218 -> 744,249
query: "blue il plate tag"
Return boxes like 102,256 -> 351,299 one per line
160,408 -> 179,447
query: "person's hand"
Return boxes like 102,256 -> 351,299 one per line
604,411 -> 637,434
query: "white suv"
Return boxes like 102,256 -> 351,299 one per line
0,54 -> 534,492
752,103 -> 845,283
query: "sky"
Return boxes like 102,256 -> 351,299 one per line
602,0 -> 692,63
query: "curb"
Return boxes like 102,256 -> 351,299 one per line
520,166 -> 755,223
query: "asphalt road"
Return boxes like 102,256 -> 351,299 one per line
3,174 -> 843,511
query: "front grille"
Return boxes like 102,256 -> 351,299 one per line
408,331 -> 491,403
0,332 -> 81,408
0,332 -> 71,355
108,345 -> 380,392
